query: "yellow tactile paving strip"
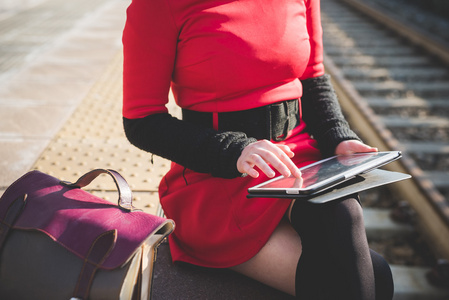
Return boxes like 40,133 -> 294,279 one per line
32,51 -> 178,215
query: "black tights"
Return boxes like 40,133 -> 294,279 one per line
290,197 -> 394,300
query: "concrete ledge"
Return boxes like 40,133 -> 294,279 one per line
152,243 -> 295,300
153,243 -> 449,300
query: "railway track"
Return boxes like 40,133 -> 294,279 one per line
320,0 -> 449,292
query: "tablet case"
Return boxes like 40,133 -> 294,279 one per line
247,169 -> 411,204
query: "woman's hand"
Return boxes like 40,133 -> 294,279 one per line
335,140 -> 378,155
237,140 -> 302,179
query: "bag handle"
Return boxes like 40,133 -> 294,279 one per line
61,169 -> 134,212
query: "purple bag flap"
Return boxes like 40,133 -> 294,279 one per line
0,171 -> 173,270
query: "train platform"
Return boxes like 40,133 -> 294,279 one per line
1,0 -> 449,299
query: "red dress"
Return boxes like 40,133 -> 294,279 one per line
123,0 -> 325,267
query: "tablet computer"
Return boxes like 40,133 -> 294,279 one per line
247,151 -> 402,196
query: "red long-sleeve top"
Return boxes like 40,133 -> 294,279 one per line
123,0 -> 324,119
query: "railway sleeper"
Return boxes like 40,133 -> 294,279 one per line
323,37 -> 404,48
366,97 -> 449,110
420,171 -> 449,196
381,115 -> 449,129
340,67 -> 449,81
353,83 -> 449,98
364,207 -> 414,239
371,105 -> 449,118
404,146 -> 449,172
325,47 -> 420,58
330,55 -> 433,68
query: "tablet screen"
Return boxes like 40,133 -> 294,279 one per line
249,151 -> 401,195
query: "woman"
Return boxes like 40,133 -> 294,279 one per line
122,0 -> 394,298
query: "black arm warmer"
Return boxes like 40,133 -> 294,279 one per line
123,113 -> 257,179
301,74 -> 361,157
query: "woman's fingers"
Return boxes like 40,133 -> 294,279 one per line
245,152 -> 276,178
239,160 -> 261,178
267,146 -> 301,178
237,140 -> 301,179
335,140 -> 378,155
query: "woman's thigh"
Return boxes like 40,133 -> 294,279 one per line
230,218 -> 301,296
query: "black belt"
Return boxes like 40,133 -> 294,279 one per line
182,99 -> 300,141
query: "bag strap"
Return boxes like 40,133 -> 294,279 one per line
71,230 -> 117,300
61,169 -> 135,212
0,194 -> 27,250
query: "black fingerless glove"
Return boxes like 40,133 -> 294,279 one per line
123,113 -> 256,179
301,74 -> 361,157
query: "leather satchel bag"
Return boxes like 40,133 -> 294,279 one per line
0,169 -> 174,300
